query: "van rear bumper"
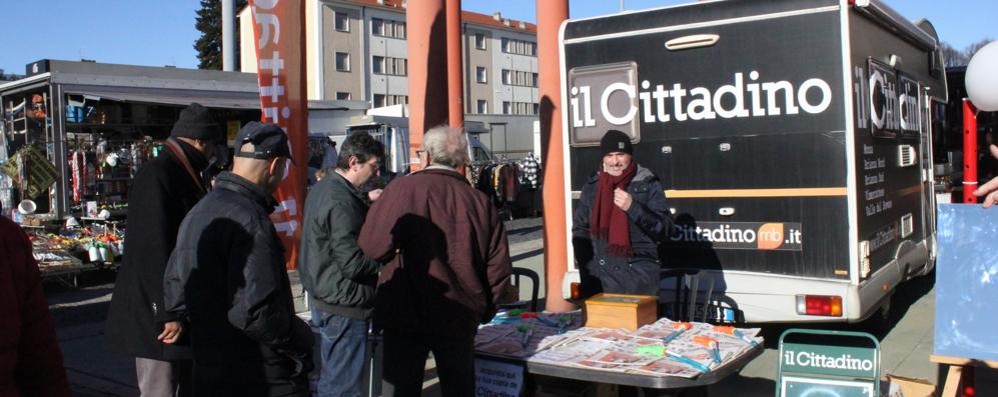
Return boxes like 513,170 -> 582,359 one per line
563,262 -> 904,323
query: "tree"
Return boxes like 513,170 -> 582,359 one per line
194,0 -> 248,70
941,42 -> 967,67
0,69 -> 21,82
964,38 -> 995,62
941,38 -> 995,68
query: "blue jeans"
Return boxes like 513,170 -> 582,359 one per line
312,309 -> 368,397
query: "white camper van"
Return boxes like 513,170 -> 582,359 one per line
345,115 -> 493,175
560,0 -> 946,324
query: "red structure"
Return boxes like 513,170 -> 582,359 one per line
446,0 -> 464,129
964,99 -> 978,203
537,1 -> 572,312
405,0 -> 573,310
406,0 -> 449,172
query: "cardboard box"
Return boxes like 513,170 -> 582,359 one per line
886,374 -> 935,397
584,293 -> 657,331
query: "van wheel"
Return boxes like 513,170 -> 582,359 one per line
863,295 -> 893,335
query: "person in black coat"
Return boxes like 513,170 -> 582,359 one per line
572,129 -> 674,296
104,103 -> 224,397
164,122 -> 314,397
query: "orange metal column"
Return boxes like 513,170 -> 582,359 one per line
537,0 -> 573,312
407,0 -> 449,172
446,0 -> 464,128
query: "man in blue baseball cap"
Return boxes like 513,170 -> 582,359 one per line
165,121 -> 313,396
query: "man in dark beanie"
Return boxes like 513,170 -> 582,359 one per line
572,129 -> 673,296
105,102 -> 224,397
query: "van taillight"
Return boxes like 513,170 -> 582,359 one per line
796,295 -> 843,317
570,282 -> 582,300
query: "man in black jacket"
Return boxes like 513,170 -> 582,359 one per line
164,122 -> 313,396
105,103 -> 222,397
573,129 -> 674,296
299,131 -> 384,396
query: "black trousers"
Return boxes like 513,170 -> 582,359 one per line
381,327 -> 475,397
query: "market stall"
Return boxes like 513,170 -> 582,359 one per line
473,310 -> 764,396
0,59 -> 262,282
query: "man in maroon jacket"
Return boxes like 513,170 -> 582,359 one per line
0,212 -> 71,397
359,125 -> 512,397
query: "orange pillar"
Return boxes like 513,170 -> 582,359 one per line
538,0 -> 573,312
407,0 -> 449,172
446,0 -> 464,129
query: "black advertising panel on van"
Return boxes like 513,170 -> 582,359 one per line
563,10 -> 845,143
563,3 -> 849,278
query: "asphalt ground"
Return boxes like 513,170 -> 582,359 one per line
42,216 -> 998,396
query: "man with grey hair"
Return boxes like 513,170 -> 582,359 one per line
359,125 -> 512,396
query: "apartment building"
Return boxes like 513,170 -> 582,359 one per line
239,0 -> 539,116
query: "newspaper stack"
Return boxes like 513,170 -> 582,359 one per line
477,316 -> 762,379
475,311 -> 584,358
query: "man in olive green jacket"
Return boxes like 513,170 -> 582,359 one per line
299,131 -> 384,397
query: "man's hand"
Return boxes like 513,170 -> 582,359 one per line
158,321 -> 183,344
613,188 -> 633,211
973,144 -> 998,208
368,188 -> 384,202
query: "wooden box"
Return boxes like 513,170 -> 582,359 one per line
584,293 -> 658,331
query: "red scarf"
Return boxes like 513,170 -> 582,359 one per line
590,162 -> 637,257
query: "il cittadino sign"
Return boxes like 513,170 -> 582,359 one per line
778,342 -> 879,397
781,344 -> 877,378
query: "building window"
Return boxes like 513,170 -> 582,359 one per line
336,92 -> 351,100
475,33 -> 486,50
335,12 -> 349,32
373,94 -> 386,108
477,100 -> 488,114
335,52 -> 350,72
387,95 -> 408,106
500,37 -> 536,56
533,103 -> 540,115
372,18 -> 405,39
502,69 -> 538,87
373,56 -> 407,76
395,58 -> 408,76
476,67 -> 487,83
501,101 -> 538,115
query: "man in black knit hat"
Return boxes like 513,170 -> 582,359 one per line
572,129 -> 674,296
105,103 -> 224,397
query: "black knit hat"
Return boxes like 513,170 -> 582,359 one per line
170,103 -> 223,142
600,129 -> 633,156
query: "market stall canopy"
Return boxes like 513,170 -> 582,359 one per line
63,86 -> 260,110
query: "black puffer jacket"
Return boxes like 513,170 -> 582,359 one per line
299,171 -> 380,319
572,165 -> 673,295
104,139 -> 205,361
164,172 -> 313,396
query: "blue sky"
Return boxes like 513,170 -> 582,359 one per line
1,0 -> 994,74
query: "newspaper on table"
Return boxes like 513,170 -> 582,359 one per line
475,311 -> 584,358
476,314 -> 763,379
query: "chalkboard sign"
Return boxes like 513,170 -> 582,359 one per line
935,204 -> 998,361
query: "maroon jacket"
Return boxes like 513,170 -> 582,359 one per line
358,167 -> 512,335
0,216 -> 71,397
